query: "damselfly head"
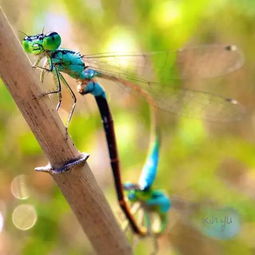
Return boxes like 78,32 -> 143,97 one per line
123,183 -> 141,201
22,32 -> 61,55
123,182 -> 153,202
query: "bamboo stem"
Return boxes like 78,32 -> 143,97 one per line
0,8 -> 132,255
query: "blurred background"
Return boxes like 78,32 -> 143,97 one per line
1,0 -> 255,254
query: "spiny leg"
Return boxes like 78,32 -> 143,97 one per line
39,58 -> 49,83
38,67 -> 63,117
122,203 -> 144,253
40,69 -> 46,84
31,55 -> 44,69
32,58 -> 63,112
31,57 -> 50,83
127,207 -> 145,251
33,59 -> 75,136
123,219 -> 130,234
32,57 -> 60,98
131,206 -> 145,250
52,68 -> 63,111
130,205 -> 143,253
42,65 -> 63,97
32,57 -> 54,84
59,72 -> 77,128
145,212 -> 159,255
40,67 -> 64,131
150,233 -> 159,255
123,203 -> 141,233
32,55 -> 53,72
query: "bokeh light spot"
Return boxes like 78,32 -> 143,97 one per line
152,1 -> 182,27
0,213 -> 4,233
104,27 -> 137,54
12,204 -> 37,231
11,175 -> 30,200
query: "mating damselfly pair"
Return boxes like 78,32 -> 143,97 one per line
22,31 -> 245,245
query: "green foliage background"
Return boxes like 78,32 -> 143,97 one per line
1,0 -> 255,254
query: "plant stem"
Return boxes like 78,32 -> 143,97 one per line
0,8 -> 132,255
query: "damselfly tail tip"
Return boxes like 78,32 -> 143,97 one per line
226,98 -> 238,104
225,44 -> 238,51
225,98 -> 247,121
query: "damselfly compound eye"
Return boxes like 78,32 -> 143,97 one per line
22,39 -> 31,53
42,32 -> 61,51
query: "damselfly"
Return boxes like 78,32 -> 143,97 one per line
123,110 -> 240,254
22,32 -> 245,236
123,131 -> 171,236
22,32 -> 245,125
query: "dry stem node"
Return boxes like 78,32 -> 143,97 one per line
35,153 -> 89,174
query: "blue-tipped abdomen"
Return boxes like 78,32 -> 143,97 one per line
139,136 -> 160,190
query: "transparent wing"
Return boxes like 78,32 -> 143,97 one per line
84,44 -> 244,83
85,45 -> 245,121
145,84 -> 245,122
97,76 -> 245,122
